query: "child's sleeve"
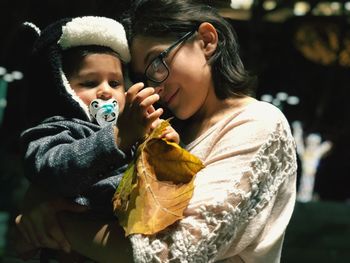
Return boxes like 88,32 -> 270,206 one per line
20,120 -> 130,197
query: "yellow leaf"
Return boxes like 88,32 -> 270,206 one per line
112,161 -> 137,212
112,119 -> 204,236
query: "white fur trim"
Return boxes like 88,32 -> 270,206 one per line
59,68 -> 92,121
23,22 -> 41,36
58,16 -> 130,62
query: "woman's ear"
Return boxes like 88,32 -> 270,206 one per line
197,22 -> 218,58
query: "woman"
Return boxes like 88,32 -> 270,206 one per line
15,1 -> 297,262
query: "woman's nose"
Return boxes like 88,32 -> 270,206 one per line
97,83 -> 113,100
154,85 -> 165,96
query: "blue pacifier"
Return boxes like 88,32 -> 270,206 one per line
89,98 -> 119,127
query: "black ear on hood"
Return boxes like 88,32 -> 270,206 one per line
32,18 -> 71,54
23,18 -> 90,128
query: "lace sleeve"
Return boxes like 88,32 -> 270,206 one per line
130,118 -> 297,263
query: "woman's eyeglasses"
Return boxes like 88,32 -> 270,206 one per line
144,30 -> 196,84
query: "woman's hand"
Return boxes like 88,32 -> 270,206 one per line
151,118 -> 180,144
161,125 -> 180,144
14,184 -> 88,256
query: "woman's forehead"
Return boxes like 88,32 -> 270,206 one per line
130,36 -> 169,70
131,35 -> 173,53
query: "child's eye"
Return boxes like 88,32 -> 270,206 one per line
81,81 -> 97,87
109,80 -> 121,88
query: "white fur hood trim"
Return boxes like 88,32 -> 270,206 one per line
58,16 -> 130,62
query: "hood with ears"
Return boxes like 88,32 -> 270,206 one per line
23,16 -> 130,128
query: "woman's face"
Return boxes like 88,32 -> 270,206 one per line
130,35 -> 214,120
68,53 -> 126,113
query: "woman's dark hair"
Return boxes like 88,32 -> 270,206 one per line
124,0 -> 256,98
61,45 -> 126,79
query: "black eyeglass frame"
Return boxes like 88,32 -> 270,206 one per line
144,30 -> 196,84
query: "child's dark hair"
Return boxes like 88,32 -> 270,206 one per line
62,45 -> 125,79
124,0 -> 256,98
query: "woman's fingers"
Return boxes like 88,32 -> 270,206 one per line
12,226 -> 40,261
18,249 -> 40,261
46,213 -> 71,253
48,199 -> 87,252
17,214 -> 42,248
16,212 -> 60,250
15,215 -> 32,245
163,130 -> 180,144
14,199 -> 86,252
150,118 -> 163,130
154,124 -> 180,144
146,108 -> 163,126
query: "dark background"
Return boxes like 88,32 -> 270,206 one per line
0,0 -> 349,262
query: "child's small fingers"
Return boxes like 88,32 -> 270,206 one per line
140,94 -> 160,109
128,82 -> 145,93
134,88 -> 157,106
125,82 -> 145,103
147,105 -> 156,114
137,87 -> 156,98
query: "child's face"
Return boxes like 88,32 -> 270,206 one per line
68,53 -> 126,113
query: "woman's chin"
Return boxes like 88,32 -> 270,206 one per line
172,110 -> 191,121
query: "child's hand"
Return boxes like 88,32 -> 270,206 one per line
117,82 -> 163,151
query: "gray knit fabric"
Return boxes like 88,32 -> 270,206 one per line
21,117 -> 130,214
20,116 -> 131,214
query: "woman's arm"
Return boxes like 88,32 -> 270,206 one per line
58,212 -> 134,263
15,183 -> 133,262
15,184 -> 86,255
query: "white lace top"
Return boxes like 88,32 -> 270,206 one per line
130,101 -> 297,263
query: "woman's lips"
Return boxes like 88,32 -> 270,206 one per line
163,89 -> 179,106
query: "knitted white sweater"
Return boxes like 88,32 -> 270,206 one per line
130,101 -> 297,263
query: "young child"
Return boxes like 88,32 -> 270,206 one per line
16,16 -> 179,256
